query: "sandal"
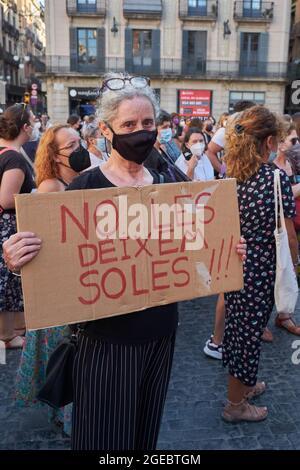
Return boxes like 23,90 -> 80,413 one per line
275,315 -> 300,336
222,399 -> 268,423
262,327 -> 273,343
245,381 -> 266,400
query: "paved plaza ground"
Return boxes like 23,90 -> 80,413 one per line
1,295 -> 300,450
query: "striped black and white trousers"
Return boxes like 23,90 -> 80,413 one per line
71,331 -> 176,450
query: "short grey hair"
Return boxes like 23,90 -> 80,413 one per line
82,124 -> 99,141
96,72 -> 160,125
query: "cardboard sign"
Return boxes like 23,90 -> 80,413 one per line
15,180 -> 243,330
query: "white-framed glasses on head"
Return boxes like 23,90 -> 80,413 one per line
101,76 -> 150,92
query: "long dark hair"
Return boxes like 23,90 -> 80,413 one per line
0,103 -> 31,140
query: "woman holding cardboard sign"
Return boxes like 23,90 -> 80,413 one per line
4,73 -> 247,451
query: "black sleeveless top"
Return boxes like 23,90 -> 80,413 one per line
66,167 -> 178,343
0,147 -> 35,213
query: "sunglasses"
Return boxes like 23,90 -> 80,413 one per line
290,137 -> 300,146
101,76 -> 150,92
19,102 -> 27,122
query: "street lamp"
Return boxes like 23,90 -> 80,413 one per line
111,17 -> 119,36
13,55 -> 31,65
0,74 -> 11,83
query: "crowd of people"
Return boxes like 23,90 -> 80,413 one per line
0,72 -> 300,449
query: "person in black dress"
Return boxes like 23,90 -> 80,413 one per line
222,106 -> 298,423
0,104 -> 35,348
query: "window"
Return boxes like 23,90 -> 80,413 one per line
243,0 -> 262,17
188,0 -> 207,16
77,0 -> 96,13
242,32 -> 259,65
77,29 -> 97,67
229,91 -> 265,112
125,28 -> 160,74
182,31 -> 207,74
133,30 -> 153,69
240,32 -> 268,76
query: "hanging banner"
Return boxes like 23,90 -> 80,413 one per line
179,90 -> 212,117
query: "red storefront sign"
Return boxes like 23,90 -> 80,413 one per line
179,90 -> 212,117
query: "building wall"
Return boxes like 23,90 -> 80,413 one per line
44,0 -> 291,122
155,79 -> 286,118
291,0 -> 300,60
0,0 -> 46,106
294,0 -> 300,22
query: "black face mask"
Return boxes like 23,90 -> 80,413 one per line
110,128 -> 158,165
58,144 -> 91,173
205,124 -> 213,132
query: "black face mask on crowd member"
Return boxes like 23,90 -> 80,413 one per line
205,124 -> 213,133
58,144 -> 91,172
108,126 -> 158,165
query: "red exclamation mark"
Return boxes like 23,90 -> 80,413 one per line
217,239 -> 225,280
225,235 -> 234,279
209,249 -> 216,276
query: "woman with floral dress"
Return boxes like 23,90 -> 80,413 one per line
222,106 -> 298,422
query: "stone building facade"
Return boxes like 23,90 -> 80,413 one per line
44,0 -> 291,122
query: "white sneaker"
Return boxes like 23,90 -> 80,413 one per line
203,336 -> 223,360
5,336 -> 24,349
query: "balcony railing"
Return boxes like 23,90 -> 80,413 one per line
25,28 -> 35,42
179,0 -> 218,20
123,0 -> 163,19
2,19 -> 20,40
3,50 -> 18,67
42,56 -> 288,80
8,1 -> 18,14
66,0 -> 106,17
33,56 -> 46,73
234,1 -> 274,21
35,38 -> 44,51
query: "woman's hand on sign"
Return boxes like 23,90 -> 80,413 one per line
236,237 -> 247,262
3,232 -> 42,272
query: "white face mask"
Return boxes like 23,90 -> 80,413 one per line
29,124 -> 40,141
96,138 -> 107,153
190,142 -> 205,158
